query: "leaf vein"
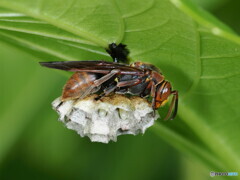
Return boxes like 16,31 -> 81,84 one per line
55,0 -> 77,19
122,0 -> 155,19
0,26 -> 96,46
125,19 -> 169,32
111,0 -> 125,44
182,22 -> 202,99
200,73 -> 240,80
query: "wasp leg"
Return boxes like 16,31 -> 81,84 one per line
116,88 -> 128,94
117,79 -> 156,117
116,78 -> 141,87
164,90 -> 178,120
94,69 -> 120,86
96,78 -> 141,100
148,81 -> 156,108
149,82 -> 156,117
79,69 -> 120,99
95,85 -> 117,100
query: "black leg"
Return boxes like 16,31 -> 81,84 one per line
95,78 -> 141,100
150,82 -> 156,110
116,79 -> 141,87
80,69 -> 120,99
95,85 -> 117,100
94,69 -> 120,86
150,82 -> 156,117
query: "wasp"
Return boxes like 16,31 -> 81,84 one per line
40,43 -> 178,120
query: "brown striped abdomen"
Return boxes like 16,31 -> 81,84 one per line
62,72 -> 98,101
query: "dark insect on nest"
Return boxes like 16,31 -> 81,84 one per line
40,43 -> 178,120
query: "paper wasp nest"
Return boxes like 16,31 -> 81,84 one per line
52,94 -> 159,143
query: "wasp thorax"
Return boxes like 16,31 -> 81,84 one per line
52,94 -> 159,143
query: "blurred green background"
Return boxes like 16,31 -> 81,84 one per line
0,41 -> 204,179
1,0 -> 239,179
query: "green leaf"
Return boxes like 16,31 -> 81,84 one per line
210,1 -> 240,34
190,0 -> 228,11
0,0 -> 239,172
0,41 -> 63,162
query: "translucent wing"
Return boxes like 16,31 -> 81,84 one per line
39,61 -> 144,75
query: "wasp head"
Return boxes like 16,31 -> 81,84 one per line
155,81 -> 172,109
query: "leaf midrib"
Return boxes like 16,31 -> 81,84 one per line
0,2 -> 108,47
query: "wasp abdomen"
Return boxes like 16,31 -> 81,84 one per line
62,72 -> 98,101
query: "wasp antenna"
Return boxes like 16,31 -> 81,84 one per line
164,90 -> 178,120
170,91 -> 178,120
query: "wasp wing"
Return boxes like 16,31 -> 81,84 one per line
39,61 -> 144,75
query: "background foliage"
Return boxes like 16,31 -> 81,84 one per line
0,0 -> 239,179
